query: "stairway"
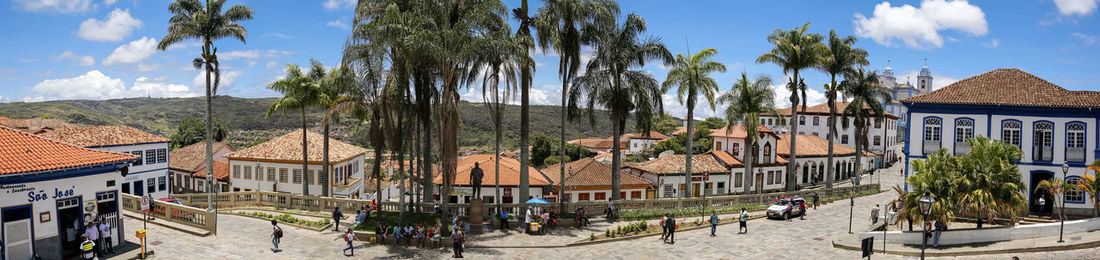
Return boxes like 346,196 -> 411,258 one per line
1018,215 -> 1057,225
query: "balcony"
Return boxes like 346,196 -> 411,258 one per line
1067,148 -> 1085,162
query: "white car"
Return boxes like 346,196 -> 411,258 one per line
766,197 -> 806,220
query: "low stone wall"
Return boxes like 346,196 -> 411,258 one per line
859,217 -> 1100,246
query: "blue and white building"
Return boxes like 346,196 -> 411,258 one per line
902,68 -> 1100,216
42,125 -> 172,200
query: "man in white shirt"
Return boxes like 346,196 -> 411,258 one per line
524,208 -> 533,234
98,218 -> 113,255
84,221 -> 99,256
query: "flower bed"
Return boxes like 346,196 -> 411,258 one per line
232,211 -> 332,231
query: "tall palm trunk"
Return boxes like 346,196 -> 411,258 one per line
371,110 -> 384,206
204,57 -> 215,211
558,75 -> 567,210
519,67 -> 531,214
301,108 -> 310,195
854,125 -> 864,185
323,121 -> 331,197
422,114 -> 433,206
397,149 -> 406,225
683,90 -> 696,198
744,139 -> 755,194
826,75 -> 837,189
494,102 -> 502,211
786,71 -> 801,191
611,114 -> 623,200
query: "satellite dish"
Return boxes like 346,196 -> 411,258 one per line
658,150 -> 675,158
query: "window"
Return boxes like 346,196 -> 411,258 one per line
1066,177 -> 1085,203
774,170 -> 782,184
279,168 -> 289,183
1002,121 -> 1021,148
842,134 -> 849,144
244,166 -> 252,180
923,117 -> 942,154
717,182 -> 725,194
146,149 -> 157,165
735,172 -> 743,187
954,118 -> 974,155
131,151 -> 143,166
716,141 -> 723,151
1034,122 -> 1053,161
293,169 -> 303,184
875,120 -> 882,129
813,116 -> 820,126
762,143 -> 772,164
122,183 -> 130,194
799,116 -> 805,125
233,165 -> 241,179
1067,122 -> 1086,162
266,168 -> 275,182
307,170 -> 314,185
732,143 -> 740,156
579,193 -> 590,201
147,178 -> 156,194
631,191 -> 642,199
157,148 -> 167,163
663,184 -> 674,198
767,171 -> 773,185
158,176 -> 167,191
874,136 -> 882,146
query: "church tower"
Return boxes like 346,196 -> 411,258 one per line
918,58 -> 932,94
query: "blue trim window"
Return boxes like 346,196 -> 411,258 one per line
955,118 -> 975,155
799,116 -> 805,126
923,117 -> 942,155
156,148 -> 167,163
131,151 -> 143,166
1034,122 -> 1054,161
1002,120 -> 1022,148
158,176 -> 167,191
1066,176 -> 1085,203
145,149 -> 156,165
1067,122 -> 1086,162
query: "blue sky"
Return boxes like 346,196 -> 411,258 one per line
2,0 -> 1098,120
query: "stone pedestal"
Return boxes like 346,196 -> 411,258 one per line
469,199 -> 484,233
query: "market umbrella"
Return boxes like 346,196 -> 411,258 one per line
525,198 -> 551,205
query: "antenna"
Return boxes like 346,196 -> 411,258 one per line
924,58 -> 927,66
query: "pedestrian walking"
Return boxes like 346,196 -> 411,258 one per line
660,214 -> 668,240
799,201 -> 807,220
452,221 -> 465,258
80,234 -> 95,260
871,204 -> 881,224
341,229 -> 357,256
271,220 -> 283,252
812,192 -> 819,210
499,210 -> 510,230
1038,197 -> 1047,218
333,207 -> 344,232
738,208 -> 749,234
709,211 -> 718,237
84,221 -> 99,256
785,202 -> 793,222
664,215 -> 677,244
98,217 -> 114,255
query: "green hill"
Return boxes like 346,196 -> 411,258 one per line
0,96 -> 636,148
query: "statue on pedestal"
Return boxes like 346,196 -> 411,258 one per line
470,162 -> 485,199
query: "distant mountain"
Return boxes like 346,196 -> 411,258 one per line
0,96 -> 636,148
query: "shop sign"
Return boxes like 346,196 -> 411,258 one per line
2,184 -> 77,203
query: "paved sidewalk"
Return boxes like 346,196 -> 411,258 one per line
835,229 -> 1100,257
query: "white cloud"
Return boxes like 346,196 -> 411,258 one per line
31,70 -> 126,100
769,84 -> 826,108
1054,0 -> 1098,16
54,50 -> 95,66
266,61 -> 279,69
326,19 -> 351,30
130,77 -> 199,98
14,0 -> 92,13
981,38 -> 1000,48
262,33 -> 293,39
77,8 -> 143,42
191,70 -> 242,92
104,0 -> 118,5
219,50 -> 261,60
103,36 -> 157,65
460,84 -> 557,106
136,63 -> 160,72
853,0 -> 988,49
1072,32 -> 1099,45
323,0 -> 356,10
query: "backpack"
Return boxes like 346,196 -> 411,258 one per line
274,226 -> 284,238
344,233 -> 353,242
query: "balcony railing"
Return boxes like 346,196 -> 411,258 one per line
121,193 -> 216,233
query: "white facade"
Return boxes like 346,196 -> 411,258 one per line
634,172 -> 729,198
228,157 -> 366,199
99,142 -> 171,200
760,114 -> 899,157
628,138 -> 660,154
710,128 -> 790,194
561,188 -> 648,202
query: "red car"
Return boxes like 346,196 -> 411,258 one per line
157,198 -> 195,220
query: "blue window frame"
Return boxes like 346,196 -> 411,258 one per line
1033,121 -> 1054,161
1066,121 -> 1086,163
1001,119 -> 1022,148
145,149 -> 156,165
156,148 -> 167,163
922,117 -> 942,155
954,118 -> 975,156
1066,176 -> 1085,203
131,151 -> 143,166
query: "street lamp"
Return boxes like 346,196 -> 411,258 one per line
918,191 -> 935,260
1059,162 -> 1069,243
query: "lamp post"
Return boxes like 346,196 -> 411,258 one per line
919,191 -> 935,260
1059,162 -> 1068,243
848,193 -> 854,234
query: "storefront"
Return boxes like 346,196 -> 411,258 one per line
0,126 -> 136,259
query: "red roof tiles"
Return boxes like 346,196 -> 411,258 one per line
775,134 -> 858,157
40,125 -> 168,147
225,129 -> 367,164
902,68 -> 1100,108
169,142 -> 234,173
0,125 -> 137,175
432,154 -> 551,186
709,124 -> 776,139
541,158 -> 651,188
625,153 -> 728,174
194,161 -> 229,181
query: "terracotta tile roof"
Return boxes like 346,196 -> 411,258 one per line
775,102 -> 899,119
193,161 -> 230,181
0,125 -> 137,175
169,142 -> 234,173
0,118 -> 74,134
432,154 -> 551,186
568,138 -> 626,150
775,134 -> 858,157
0,116 -> 8,120
902,68 -> 1100,108
625,131 -> 671,140
225,129 -> 367,164
709,150 -> 742,166
39,125 -> 168,147
625,153 -> 728,174
540,158 -> 651,188
671,127 -> 688,136
709,124 -> 776,139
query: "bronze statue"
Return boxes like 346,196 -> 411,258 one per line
470,162 -> 485,199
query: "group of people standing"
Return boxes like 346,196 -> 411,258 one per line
80,217 -> 114,260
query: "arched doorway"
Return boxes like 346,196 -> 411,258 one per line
1030,170 -> 1055,217
802,163 -> 809,184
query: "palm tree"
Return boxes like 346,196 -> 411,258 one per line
474,28 -> 520,211
318,65 -> 356,197
569,13 -> 672,201
1080,160 -> 1100,217
906,149 -> 958,224
156,0 -> 253,210
817,30 -> 867,189
954,137 -> 1028,228
512,0 -> 535,214
839,67 -> 890,186
266,61 -> 325,196
663,48 -> 726,197
756,22 -> 825,191
337,41 -> 387,206
718,72 -> 779,194
889,185 -> 913,230
535,0 -> 619,210
1035,178 -> 1072,220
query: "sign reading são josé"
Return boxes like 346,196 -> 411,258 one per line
3,184 -> 77,203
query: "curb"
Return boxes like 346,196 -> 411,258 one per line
832,235 -> 1100,257
566,215 -> 768,247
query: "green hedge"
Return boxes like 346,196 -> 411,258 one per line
241,211 -> 330,228
353,211 -> 440,232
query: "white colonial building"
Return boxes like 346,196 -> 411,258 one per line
169,142 -> 235,193
776,134 -> 874,187
760,102 -> 900,168
542,157 -> 651,202
707,124 -> 790,194
622,153 -> 732,198
226,129 -> 368,198
41,126 -> 172,200
0,125 -> 137,260
902,68 -> 1100,216
433,154 -> 551,204
624,131 -> 671,154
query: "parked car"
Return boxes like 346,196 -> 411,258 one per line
158,198 -> 194,220
766,197 -> 806,220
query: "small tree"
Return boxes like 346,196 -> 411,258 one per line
1079,160 -> 1100,217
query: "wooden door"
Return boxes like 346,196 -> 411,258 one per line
755,173 -> 763,193
692,183 -> 700,197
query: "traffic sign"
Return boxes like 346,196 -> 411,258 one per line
140,195 -> 151,213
